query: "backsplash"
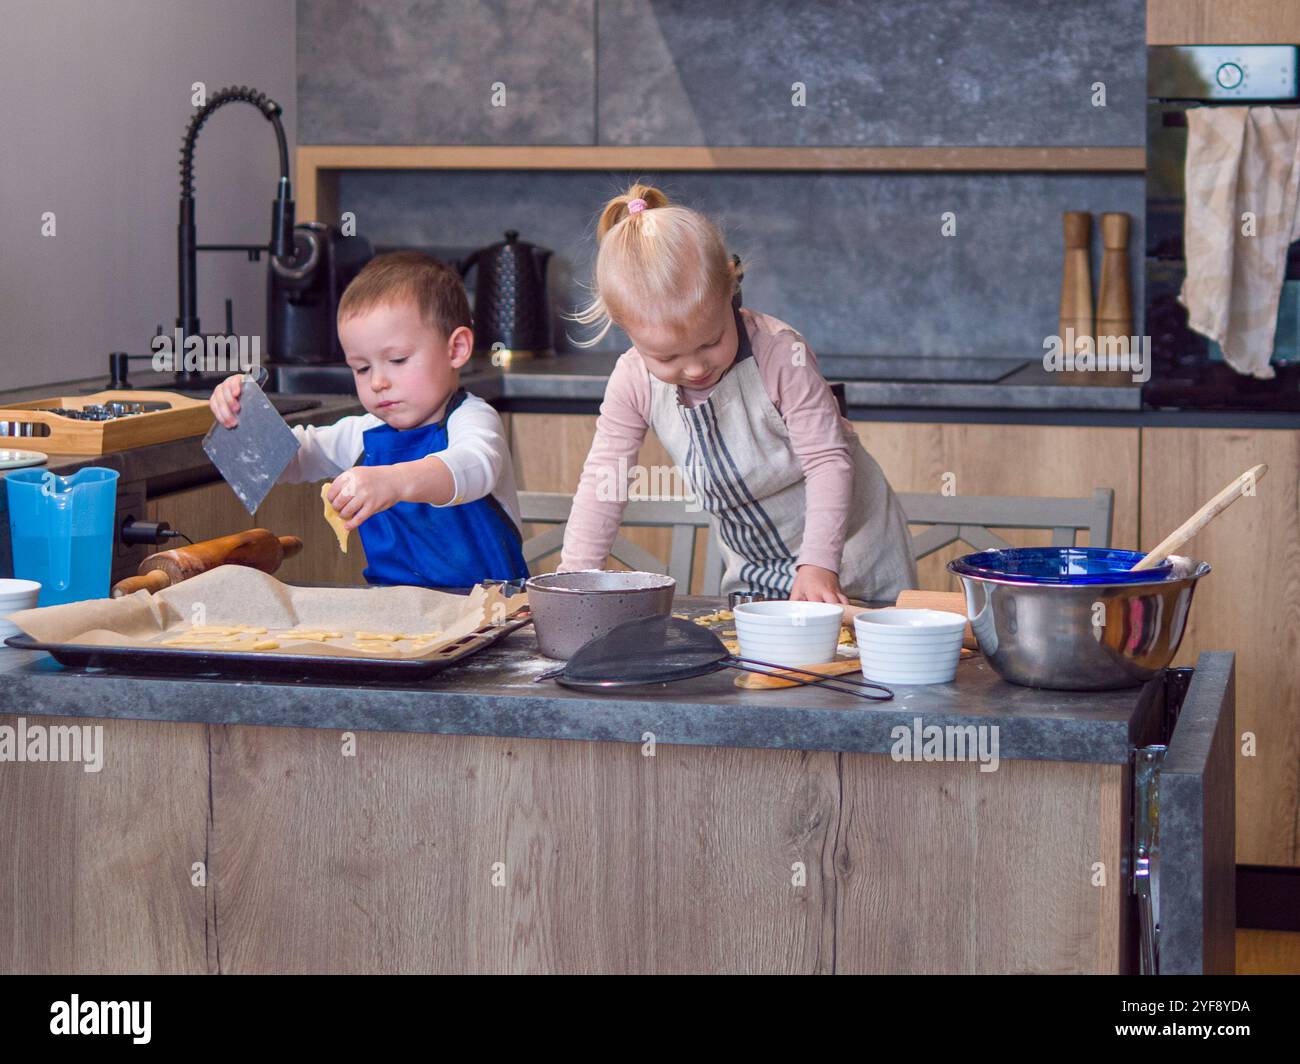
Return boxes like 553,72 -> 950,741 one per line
338,169 -> 1144,358
303,0 -> 1146,359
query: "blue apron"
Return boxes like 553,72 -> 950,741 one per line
356,388 -> 529,588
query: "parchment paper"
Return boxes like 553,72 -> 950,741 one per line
5,566 -> 528,659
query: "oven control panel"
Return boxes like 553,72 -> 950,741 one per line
1149,45 -> 1298,101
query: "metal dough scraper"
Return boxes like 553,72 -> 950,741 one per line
201,375 -> 301,515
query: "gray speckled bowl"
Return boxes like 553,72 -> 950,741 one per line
526,570 -> 677,659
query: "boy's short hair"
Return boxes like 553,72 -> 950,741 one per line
338,251 -> 472,337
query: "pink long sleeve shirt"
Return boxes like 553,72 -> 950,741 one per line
559,307 -> 854,574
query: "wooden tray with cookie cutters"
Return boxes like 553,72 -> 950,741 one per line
0,390 -> 213,455
3,604 -> 535,683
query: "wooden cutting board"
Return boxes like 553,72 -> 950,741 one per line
0,390 -> 213,455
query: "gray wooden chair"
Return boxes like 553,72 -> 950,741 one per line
898,488 -> 1114,559
518,491 -> 725,594
519,486 -> 1113,593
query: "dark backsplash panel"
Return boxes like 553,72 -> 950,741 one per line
299,0 -> 1144,147
336,168 -> 1144,359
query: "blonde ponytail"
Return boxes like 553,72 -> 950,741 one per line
570,183 -> 736,346
594,183 -> 670,241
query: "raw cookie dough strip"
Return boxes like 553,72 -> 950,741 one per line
321,481 -> 350,553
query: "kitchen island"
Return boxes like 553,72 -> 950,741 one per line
0,597 -> 1235,975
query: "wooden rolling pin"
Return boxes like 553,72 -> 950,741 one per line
111,528 -> 304,597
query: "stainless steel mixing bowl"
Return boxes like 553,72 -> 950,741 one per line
525,569 -> 676,659
948,554 -> 1211,690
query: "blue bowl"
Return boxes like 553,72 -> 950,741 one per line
948,547 -> 1173,585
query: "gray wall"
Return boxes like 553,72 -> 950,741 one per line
0,0 -> 296,392
301,0 -> 1146,359
338,169 -> 1144,358
300,0 -> 1144,147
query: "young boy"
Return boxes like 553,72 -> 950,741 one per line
209,251 -> 529,588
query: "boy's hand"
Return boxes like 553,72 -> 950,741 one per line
326,466 -> 405,531
789,563 -> 849,605
209,374 -> 245,429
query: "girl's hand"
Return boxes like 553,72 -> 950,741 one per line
210,373 -> 245,428
327,466 -> 405,531
789,564 -> 849,604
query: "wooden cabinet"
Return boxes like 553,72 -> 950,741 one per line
510,413 -> 712,593
852,422 -> 1140,594
1,652 -> 1238,973
139,413 -> 1295,872
1141,428 -> 1300,868
510,416 -> 1141,598
1148,0 -> 1300,44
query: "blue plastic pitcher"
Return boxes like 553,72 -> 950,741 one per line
5,467 -> 119,605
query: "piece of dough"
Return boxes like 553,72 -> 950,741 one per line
321,481 -> 350,553
250,639 -> 280,651
354,631 -> 402,641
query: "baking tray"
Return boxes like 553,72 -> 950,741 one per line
3,608 -> 533,683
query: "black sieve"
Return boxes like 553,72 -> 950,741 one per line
537,614 -> 893,701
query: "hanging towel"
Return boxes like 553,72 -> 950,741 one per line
1179,105 -> 1300,380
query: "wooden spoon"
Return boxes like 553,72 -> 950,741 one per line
1133,463 -> 1267,571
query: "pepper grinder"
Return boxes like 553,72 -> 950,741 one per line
1095,212 -> 1132,355
1059,211 -> 1093,354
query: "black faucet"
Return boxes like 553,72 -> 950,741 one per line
175,84 -> 295,385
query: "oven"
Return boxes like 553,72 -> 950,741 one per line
1145,44 -> 1300,410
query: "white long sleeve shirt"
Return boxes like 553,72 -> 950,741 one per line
278,391 -> 523,533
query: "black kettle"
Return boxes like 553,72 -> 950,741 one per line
459,230 -> 553,357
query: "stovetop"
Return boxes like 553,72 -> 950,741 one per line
1143,360 -> 1300,411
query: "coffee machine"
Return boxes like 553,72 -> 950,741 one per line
267,222 -> 372,363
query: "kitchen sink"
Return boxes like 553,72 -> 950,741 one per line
264,363 -> 356,395
263,395 -> 321,416
170,390 -> 321,416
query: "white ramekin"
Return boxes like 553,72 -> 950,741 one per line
853,608 -> 966,685
0,577 -> 42,639
733,600 -> 844,668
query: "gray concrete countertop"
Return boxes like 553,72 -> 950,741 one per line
457,352 -> 1143,411
0,596 -> 1165,764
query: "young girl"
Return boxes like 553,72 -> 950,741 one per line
558,184 -> 917,604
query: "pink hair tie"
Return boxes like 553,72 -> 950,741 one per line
627,197 -> 648,215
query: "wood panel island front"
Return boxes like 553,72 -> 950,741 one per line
0,596 -> 1235,975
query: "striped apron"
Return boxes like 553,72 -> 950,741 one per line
646,309 -> 918,602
